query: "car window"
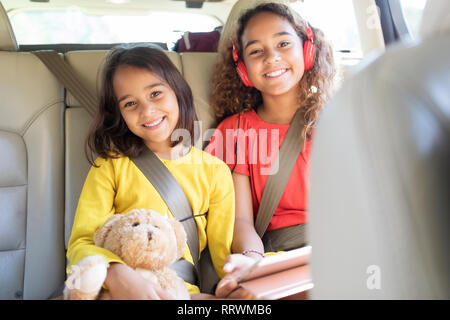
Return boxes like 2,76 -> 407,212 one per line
290,0 -> 362,57
399,0 -> 427,38
8,7 -> 221,48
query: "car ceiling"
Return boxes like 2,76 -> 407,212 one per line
1,0 -> 238,24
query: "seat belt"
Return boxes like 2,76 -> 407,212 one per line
32,50 -> 98,117
130,147 -> 200,274
254,108 -> 306,238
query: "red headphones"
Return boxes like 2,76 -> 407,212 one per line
232,42 -> 254,87
303,26 -> 315,71
232,26 -> 316,87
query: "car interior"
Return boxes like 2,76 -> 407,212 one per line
0,0 -> 448,300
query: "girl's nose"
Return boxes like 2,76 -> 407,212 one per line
265,49 -> 281,64
140,101 -> 156,116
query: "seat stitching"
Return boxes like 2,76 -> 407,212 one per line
20,100 -> 64,136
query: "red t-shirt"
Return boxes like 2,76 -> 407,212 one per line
205,109 -> 311,231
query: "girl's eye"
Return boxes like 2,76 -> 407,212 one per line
249,48 -> 262,56
279,41 -> 290,48
124,101 -> 136,108
151,91 -> 162,98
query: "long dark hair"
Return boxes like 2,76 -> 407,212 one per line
86,44 -> 198,165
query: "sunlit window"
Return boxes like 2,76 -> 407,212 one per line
399,0 -> 427,38
290,0 -> 362,56
8,7 -> 221,47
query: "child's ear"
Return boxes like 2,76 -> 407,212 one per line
168,219 -> 187,259
94,214 -> 122,247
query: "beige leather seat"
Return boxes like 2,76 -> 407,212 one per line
309,0 -> 450,299
0,2 -> 65,299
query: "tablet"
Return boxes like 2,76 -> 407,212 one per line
239,264 -> 313,300
237,245 -> 312,283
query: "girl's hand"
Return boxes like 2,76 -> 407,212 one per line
215,254 -> 261,299
105,263 -> 175,300
223,253 -> 261,279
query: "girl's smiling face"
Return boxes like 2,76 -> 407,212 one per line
113,65 -> 180,151
241,11 -> 305,98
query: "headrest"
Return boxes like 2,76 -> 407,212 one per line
0,1 -> 18,51
309,34 -> 450,299
218,0 -> 290,53
420,0 -> 450,38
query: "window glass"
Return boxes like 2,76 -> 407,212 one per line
290,0 -> 362,57
399,0 -> 427,38
8,7 -> 221,47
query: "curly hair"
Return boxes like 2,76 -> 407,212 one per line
210,3 -> 336,137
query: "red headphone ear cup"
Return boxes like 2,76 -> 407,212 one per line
236,60 -> 253,87
303,40 -> 315,71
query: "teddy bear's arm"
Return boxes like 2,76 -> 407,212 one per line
63,255 -> 109,300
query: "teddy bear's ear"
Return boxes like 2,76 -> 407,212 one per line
168,219 -> 187,259
94,214 -> 122,247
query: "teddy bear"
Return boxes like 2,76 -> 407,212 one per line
63,209 -> 191,300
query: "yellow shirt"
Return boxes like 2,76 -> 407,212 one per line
66,147 -> 235,294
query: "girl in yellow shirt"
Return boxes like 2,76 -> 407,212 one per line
67,45 -> 235,299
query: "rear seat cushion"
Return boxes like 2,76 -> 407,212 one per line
180,52 -> 218,145
0,52 -> 65,299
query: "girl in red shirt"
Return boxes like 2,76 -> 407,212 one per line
206,3 -> 336,298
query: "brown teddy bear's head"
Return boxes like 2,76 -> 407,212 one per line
94,209 -> 187,271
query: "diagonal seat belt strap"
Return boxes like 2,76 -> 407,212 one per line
130,147 -> 200,273
254,108 -> 306,238
32,50 -> 98,117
